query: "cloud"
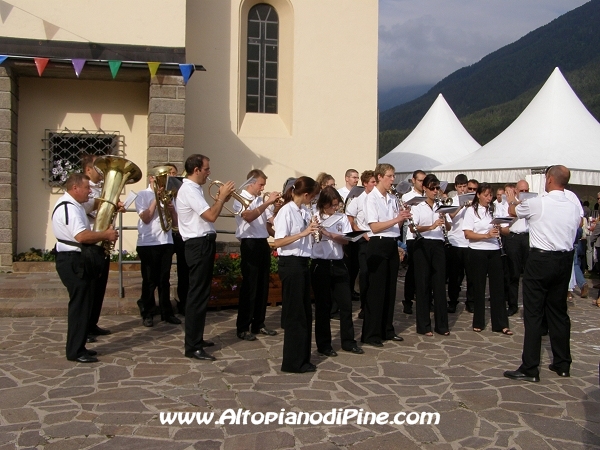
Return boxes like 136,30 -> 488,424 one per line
378,0 -> 590,92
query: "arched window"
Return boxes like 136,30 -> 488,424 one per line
246,4 -> 278,114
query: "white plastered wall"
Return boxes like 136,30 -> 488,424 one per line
17,78 -> 149,253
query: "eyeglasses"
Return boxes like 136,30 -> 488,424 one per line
427,186 -> 441,191
467,187 -> 477,191
518,190 -> 529,193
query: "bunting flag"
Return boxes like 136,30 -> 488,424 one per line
108,60 -> 121,79
179,64 -> 195,85
147,62 -> 160,78
72,59 -> 86,77
0,56 -> 7,65
34,57 -> 49,77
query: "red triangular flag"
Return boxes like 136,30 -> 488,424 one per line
72,59 -> 86,78
34,57 -> 49,77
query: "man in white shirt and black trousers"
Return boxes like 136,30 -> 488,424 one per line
233,169 -> 281,341
504,165 -> 580,382
176,154 -> 235,361
52,173 -> 118,362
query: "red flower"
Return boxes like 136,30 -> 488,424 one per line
272,251 -> 278,257
230,253 -> 240,259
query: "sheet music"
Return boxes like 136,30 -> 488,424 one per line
458,193 -> 475,206
320,213 -> 344,228
124,190 -> 138,209
403,196 -> 427,206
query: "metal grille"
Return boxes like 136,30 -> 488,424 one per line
246,4 -> 279,114
42,128 -> 123,187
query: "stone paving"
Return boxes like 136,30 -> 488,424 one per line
0,273 -> 599,449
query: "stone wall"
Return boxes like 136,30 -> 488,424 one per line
0,68 -> 17,270
147,75 -> 185,173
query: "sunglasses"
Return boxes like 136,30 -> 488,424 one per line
427,186 -> 441,191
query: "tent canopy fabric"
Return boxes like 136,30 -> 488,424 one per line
379,94 -> 480,180
432,67 -> 600,186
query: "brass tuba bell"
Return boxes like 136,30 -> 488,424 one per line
148,166 -> 176,232
207,177 -> 252,216
93,156 -> 143,253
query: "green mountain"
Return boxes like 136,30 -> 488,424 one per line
379,0 -> 600,156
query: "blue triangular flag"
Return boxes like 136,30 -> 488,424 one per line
0,56 -> 7,64
179,64 -> 195,85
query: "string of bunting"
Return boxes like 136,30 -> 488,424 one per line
0,55 -> 198,84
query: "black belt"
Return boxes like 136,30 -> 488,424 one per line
530,247 -> 571,255
57,251 -> 81,255
188,233 -> 216,242
510,232 -> 529,235
371,236 -> 398,241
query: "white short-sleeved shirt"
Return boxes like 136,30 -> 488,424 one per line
364,188 -> 400,238
311,213 -> 352,260
135,186 -> 173,246
52,192 -> 91,252
493,199 -> 508,218
462,205 -> 499,250
82,180 -> 102,225
516,190 -> 580,251
337,186 -> 350,202
411,201 -> 445,241
345,191 -> 370,232
448,196 -> 469,248
274,201 -> 313,257
234,190 -> 272,239
402,188 -> 423,240
564,188 -> 584,218
175,178 -> 215,241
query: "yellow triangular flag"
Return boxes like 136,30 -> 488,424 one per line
147,62 -> 160,78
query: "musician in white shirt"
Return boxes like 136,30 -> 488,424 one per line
337,168 -> 359,201
273,177 -> 320,373
411,174 -> 451,336
463,182 -> 512,336
233,169 -> 280,341
361,164 -> 411,347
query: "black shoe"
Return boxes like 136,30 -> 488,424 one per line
541,329 -> 548,336
352,291 -> 360,301
89,326 -> 111,336
318,349 -> 338,357
465,305 -> 474,313
257,327 -> 277,336
185,349 -> 216,361
237,331 -> 257,341
548,364 -> 570,377
358,309 -> 364,319
200,340 -> 215,347
503,370 -> 539,382
364,341 -> 383,348
86,349 -> 97,356
507,307 -> 518,317
403,306 -> 413,314
163,315 -> 182,325
390,335 -> 404,342
86,336 -> 97,343
299,363 -> 317,373
70,354 -> 99,363
343,346 -> 364,354
330,312 -> 340,320
447,305 -> 456,314
143,317 -> 154,327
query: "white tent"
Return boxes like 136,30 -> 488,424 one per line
432,67 -> 600,189
379,94 -> 480,180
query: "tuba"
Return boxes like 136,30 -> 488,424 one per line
207,177 -> 252,216
93,156 -> 143,253
149,166 -> 175,232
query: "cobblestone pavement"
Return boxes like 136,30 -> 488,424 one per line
0,279 -> 599,449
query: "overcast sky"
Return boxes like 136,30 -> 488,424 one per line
378,0 -> 590,94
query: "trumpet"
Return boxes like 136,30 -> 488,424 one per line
262,191 -> 284,207
207,177 -> 252,216
149,166 -> 176,232
388,187 -> 423,241
434,195 -> 452,248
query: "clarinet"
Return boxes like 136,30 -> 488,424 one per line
308,199 -> 321,243
488,202 -> 506,257
434,196 -> 452,248
389,187 -> 423,241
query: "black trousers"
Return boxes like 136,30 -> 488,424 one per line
468,248 -> 508,331
236,238 -> 271,334
55,252 -> 95,360
504,232 -> 529,310
519,250 -> 573,377
88,256 -> 109,331
184,235 -> 216,353
345,240 -> 360,294
414,239 -> 449,334
357,238 -> 369,310
447,245 -> 473,309
279,256 -> 312,372
403,239 -> 416,307
173,231 -> 189,314
311,258 -> 356,352
137,244 -> 175,319
362,237 -> 399,344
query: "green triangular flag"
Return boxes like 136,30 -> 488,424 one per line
108,60 -> 122,79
